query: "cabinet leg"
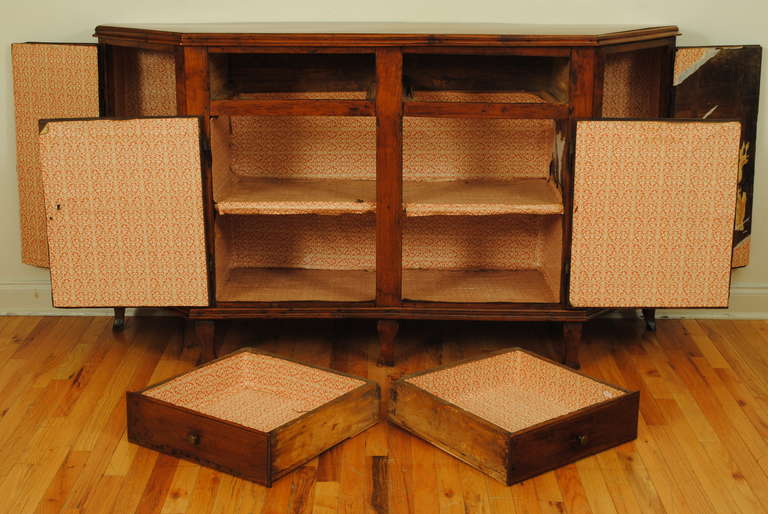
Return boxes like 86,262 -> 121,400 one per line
195,320 -> 216,364
642,308 -> 657,331
563,322 -> 583,369
112,307 -> 126,332
377,320 -> 398,367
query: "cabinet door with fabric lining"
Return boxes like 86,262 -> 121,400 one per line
569,120 -> 740,308
12,43 -> 101,268
39,117 -> 209,307
673,45 -> 762,268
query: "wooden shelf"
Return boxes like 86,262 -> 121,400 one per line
223,91 -> 369,100
404,179 -> 563,216
404,91 -> 568,119
403,269 -> 558,303
216,178 -> 375,215
403,101 -> 569,119
410,90 -> 557,103
216,178 -> 562,216
211,98 -> 375,116
218,268 -> 375,302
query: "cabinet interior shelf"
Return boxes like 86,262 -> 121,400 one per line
215,178 -> 563,216
403,269 -> 558,303
403,101 -> 569,119
210,97 -> 568,118
403,91 -> 568,119
215,178 -> 375,215
210,98 -> 375,116
217,267 -> 558,304
219,267 -> 375,302
405,179 -> 563,216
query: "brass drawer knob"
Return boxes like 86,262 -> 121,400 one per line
577,434 -> 589,447
187,432 -> 201,446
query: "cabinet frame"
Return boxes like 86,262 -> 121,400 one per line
91,28 -> 680,365
19,24 -> 749,367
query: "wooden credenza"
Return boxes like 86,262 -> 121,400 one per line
12,24 -> 762,367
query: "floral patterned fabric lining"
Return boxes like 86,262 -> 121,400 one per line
145,352 -> 364,432
407,350 -> 623,433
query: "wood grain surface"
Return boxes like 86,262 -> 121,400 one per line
0,315 -> 767,512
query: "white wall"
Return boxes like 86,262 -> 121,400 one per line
1,0 -> 765,317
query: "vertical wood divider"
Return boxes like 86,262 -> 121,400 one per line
570,48 -> 602,118
97,44 -> 111,117
564,48 -> 601,307
108,45 -> 131,117
375,48 -> 404,306
176,46 -> 216,306
659,38 -> 676,116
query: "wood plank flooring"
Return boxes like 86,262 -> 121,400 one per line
0,315 -> 767,513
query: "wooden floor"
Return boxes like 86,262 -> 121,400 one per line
1,315 -> 767,513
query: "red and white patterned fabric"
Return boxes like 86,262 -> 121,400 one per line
145,351 -> 364,432
408,350 -> 623,433
39,118 -> 209,307
226,114 -> 554,182
602,50 -> 660,118
674,47 -> 720,85
732,236 -> 751,268
404,117 -> 555,181
123,49 -> 177,116
570,120 -> 740,308
12,44 -> 100,268
230,117 -> 377,180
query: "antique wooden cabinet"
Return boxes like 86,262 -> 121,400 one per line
12,23 -> 762,367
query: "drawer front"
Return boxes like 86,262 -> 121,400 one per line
127,392 -> 270,485
507,391 -> 639,484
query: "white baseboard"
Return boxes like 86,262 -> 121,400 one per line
657,282 -> 768,319
0,281 -> 140,316
0,281 -> 766,319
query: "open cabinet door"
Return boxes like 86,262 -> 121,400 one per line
569,120 -> 740,308
12,43 -> 101,268
673,45 -> 762,267
39,117 -> 209,307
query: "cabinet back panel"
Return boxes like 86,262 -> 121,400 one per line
219,214 -> 376,271
403,215 -> 562,303
404,118 -> 556,181
119,49 -> 177,116
216,213 -> 561,278
218,116 -> 555,183
403,215 -> 561,272
219,116 -> 555,182
602,47 -> 664,118
404,54 -> 569,102
209,53 -> 375,100
228,117 -> 377,180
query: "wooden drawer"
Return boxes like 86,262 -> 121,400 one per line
127,348 -> 379,486
389,348 -> 638,484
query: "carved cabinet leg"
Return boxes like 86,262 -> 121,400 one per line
377,320 -> 398,367
112,307 -> 126,332
642,308 -> 657,331
562,322 -> 583,369
195,320 -> 216,364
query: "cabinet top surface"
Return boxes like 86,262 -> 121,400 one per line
95,22 -> 679,47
